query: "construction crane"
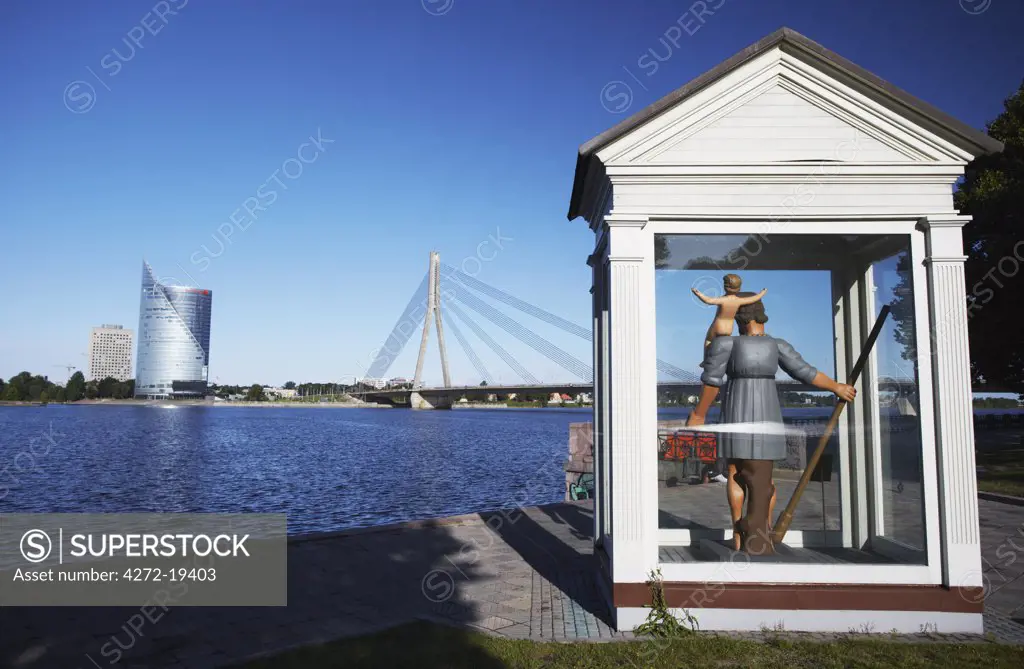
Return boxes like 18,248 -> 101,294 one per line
53,364 -> 77,382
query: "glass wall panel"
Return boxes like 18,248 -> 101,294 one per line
869,247 -> 926,557
653,232 -> 926,566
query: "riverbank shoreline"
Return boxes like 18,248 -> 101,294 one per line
0,400 -> 595,410
0,399 -> 391,408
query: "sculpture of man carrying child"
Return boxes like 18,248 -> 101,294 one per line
687,275 -> 855,554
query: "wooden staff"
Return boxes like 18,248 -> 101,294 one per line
770,305 -> 891,545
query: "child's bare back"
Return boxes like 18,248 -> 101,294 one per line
693,274 -> 766,347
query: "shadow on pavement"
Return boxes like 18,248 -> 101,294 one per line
479,502 -> 613,626
0,520 -> 509,668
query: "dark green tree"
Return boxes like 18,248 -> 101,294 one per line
654,235 -> 670,268
888,251 -> 916,361
7,372 -> 31,399
956,81 -> 1024,392
283,381 -> 296,390
97,376 -> 119,398
26,377 -> 46,401
246,384 -> 267,401
66,371 -> 86,402
217,384 -> 245,398
119,379 -> 135,398
2,372 -> 63,402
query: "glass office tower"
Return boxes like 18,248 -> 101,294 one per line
134,262 -> 213,399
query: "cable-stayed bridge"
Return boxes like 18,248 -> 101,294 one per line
355,253 -> 913,409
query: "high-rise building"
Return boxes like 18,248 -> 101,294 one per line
134,262 -> 213,399
88,324 -> 134,381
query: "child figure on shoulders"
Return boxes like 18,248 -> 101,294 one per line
692,274 -> 766,348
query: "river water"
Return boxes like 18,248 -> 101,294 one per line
2,404 -> 1018,535
0,405 -> 586,534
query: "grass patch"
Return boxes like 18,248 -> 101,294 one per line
976,447 -> 1024,497
236,621 -> 1024,669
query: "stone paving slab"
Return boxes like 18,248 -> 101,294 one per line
0,499 -> 1022,668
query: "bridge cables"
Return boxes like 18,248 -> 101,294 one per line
441,306 -> 493,385
441,264 -> 698,383
364,263 -> 701,385
440,263 -> 591,340
444,300 -> 539,385
441,270 -> 592,381
365,272 -> 429,380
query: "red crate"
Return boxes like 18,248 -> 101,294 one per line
693,432 -> 717,463
660,431 -> 717,463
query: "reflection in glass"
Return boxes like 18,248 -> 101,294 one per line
135,262 -> 213,399
871,250 -> 925,553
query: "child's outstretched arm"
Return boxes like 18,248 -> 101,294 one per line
735,288 -> 768,306
692,287 -> 725,305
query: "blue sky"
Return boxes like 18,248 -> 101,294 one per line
1,0 -> 1020,386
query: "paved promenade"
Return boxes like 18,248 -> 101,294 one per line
1,498 -> 1023,668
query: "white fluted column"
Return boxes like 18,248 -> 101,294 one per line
605,217 -> 658,583
920,216 -> 981,591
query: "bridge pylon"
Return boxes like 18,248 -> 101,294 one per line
412,251 -> 452,388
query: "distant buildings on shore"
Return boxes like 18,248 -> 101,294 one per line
87,324 -> 134,381
134,261 -> 213,399
264,387 -> 298,399
359,377 -> 411,389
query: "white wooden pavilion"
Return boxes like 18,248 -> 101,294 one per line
568,27 -> 1003,633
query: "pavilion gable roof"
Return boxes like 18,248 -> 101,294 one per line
567,27 -> 1003,221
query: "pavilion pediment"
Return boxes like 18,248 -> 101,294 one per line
638,81 -> 916,164
599,53 -> 968,168
569,29 -> 1001,221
